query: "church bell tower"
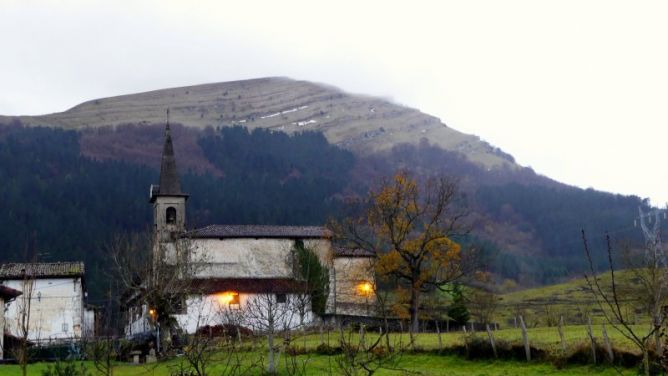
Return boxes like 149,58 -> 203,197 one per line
150,120 -> 188,264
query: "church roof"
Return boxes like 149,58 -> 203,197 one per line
333,247 -> 375,258
190,278 -> 308,294
153,123 -> 187,200
186,224 -> 331,239
0,262 -> 85,280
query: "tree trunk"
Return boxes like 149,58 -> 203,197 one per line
267,332 -> 275,374
436,320 -> 443,353
643,348 -> 650,376
409,286 -> 420,345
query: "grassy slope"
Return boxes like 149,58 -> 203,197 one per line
0,77 -> 517,169
496,270 -> 644,327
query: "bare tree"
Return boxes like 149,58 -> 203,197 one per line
85,286 -> 116,376
467,271 -> 501,325
244,293 -> 298,374
13,267 -> 35,376
335,322 -> 405,376
110,231 -> 206,351
582,230 -> 666,376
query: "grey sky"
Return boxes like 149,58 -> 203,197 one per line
2,0 -> 668,204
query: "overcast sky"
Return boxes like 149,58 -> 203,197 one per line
2,0 -> 668,204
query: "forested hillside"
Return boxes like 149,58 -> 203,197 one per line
0,124 -> 354,298
0,122 -> 649,299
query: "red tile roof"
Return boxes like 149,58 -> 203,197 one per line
333,247 -> 375,258
190,278 -> 308,294
0,262 -> 85,279
186,225 -> 331,239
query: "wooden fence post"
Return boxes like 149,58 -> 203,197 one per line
359,324 -> 366,350
586,317 -> 597,364
602,324 -> 614,363
558,316 -> 566,354
319,323 -> 325,345
486,324 -> 497,358
519,315 -> 531,361
462,325 -> 469,356
435,320 -> 443,353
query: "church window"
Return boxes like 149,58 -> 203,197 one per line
275,293 -> 287,303
166,207 -> 177,224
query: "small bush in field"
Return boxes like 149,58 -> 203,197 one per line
41,361 -> 89,376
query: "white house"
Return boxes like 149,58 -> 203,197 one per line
124,124 -> 376,337
0,262 -> 94,345
0,285 -> 21,359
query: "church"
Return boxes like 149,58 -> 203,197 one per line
124,124 -> 375,337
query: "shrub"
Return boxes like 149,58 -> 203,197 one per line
41,361 -> 89,376
315,343 -> 340,355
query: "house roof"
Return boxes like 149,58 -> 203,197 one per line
186,224 -> 332,239
151,122 -> 187,201
0,285 -> 21,299
0,262 -> 85,280
333,247 -> 375,258
190,278 -> 308,294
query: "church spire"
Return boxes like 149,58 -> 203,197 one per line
156,108 -> 185,197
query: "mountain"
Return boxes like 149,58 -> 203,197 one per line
0,77 -> 651,296
0,77 -> 516,169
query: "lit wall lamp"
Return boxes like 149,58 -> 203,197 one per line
216,291 -> 240,305
357,281 -> 374,297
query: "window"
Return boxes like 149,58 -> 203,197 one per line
275,293 -> 287,303
166,207 -> 177,224
172,297 -> 187,314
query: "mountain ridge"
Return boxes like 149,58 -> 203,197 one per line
0,77 -> 518,170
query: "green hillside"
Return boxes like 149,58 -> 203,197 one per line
496,270 -> 647,328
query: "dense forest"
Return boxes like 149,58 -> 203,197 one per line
0,123 -> 650,299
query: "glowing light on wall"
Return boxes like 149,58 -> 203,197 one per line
357,281 -> 373,296
216,291 -> 239,305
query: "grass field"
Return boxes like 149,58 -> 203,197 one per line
2,272 -> 654,375
0,353 -> 638,376
0,325 -> 648,375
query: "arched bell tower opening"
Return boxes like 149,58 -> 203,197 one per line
166,207 -> 177,224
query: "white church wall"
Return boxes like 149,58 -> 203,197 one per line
303,239 -> 333,267
191,238 -> 297,278
190,238 -> 335,280
332,257 -> 376,317
174,293 -> 314,334
3,278 -> 84,343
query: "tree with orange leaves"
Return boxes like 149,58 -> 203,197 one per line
333,170 -> 471,340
